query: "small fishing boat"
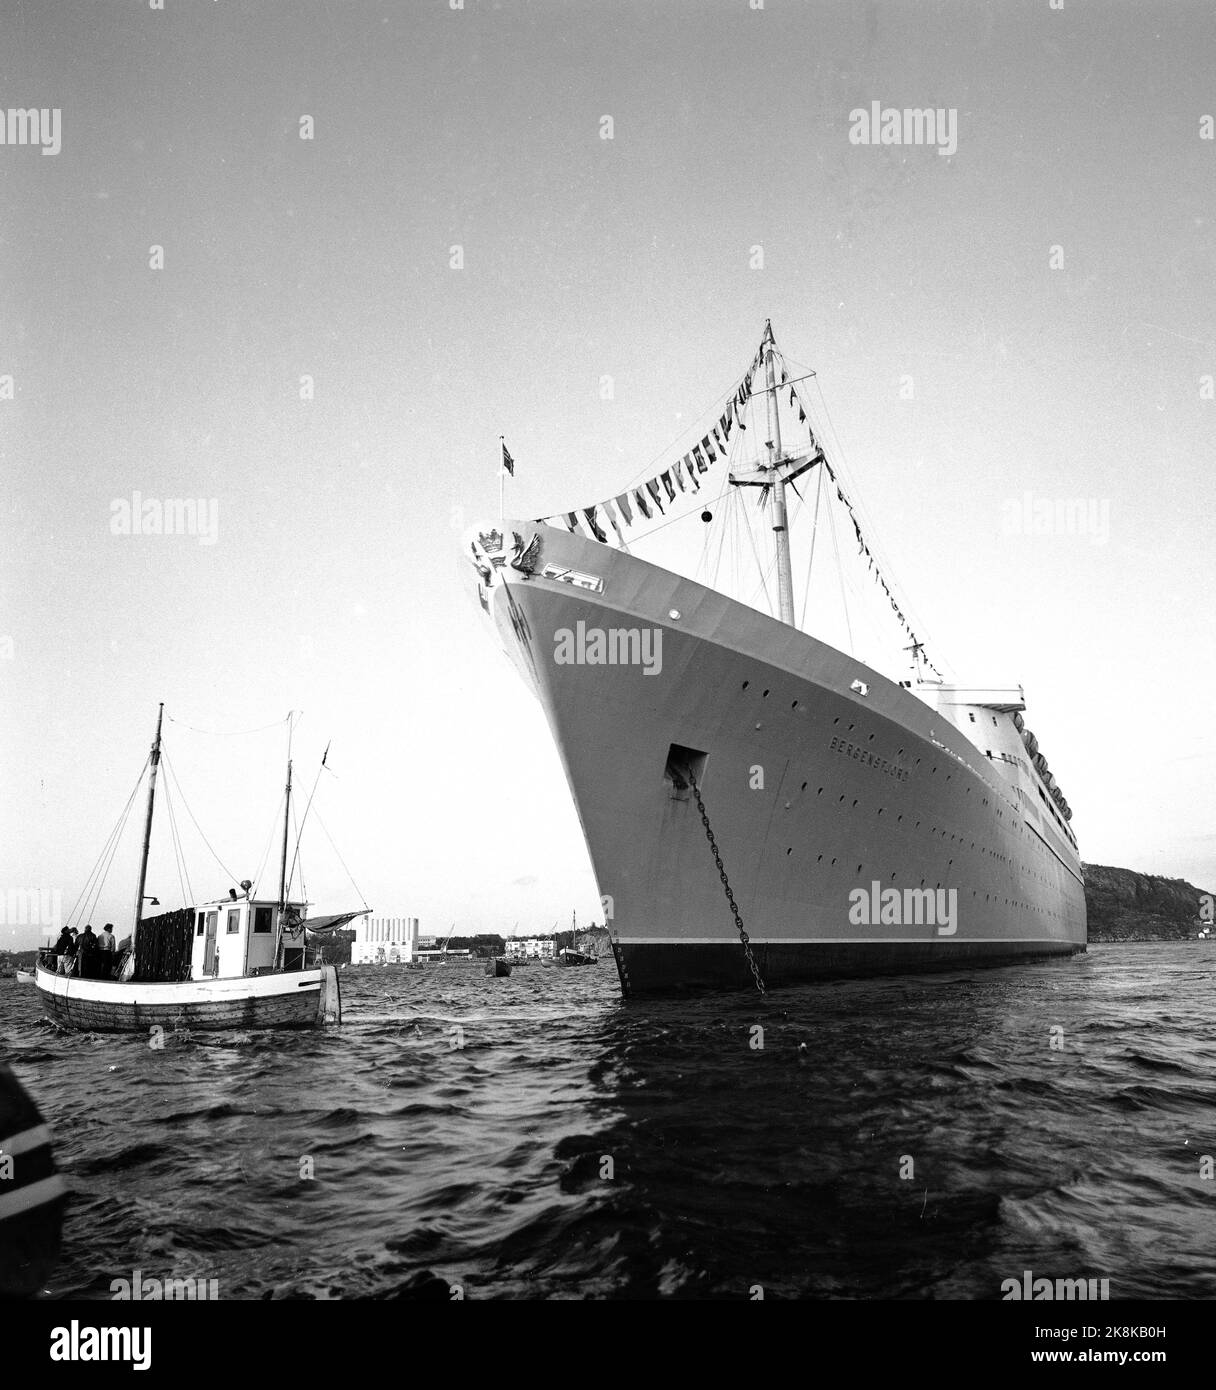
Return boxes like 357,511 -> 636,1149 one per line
36,705 -> 366,1033
14,970 -> 34,985
557,948 -> 598,967
557,910 -> 599,967
484,958 -> 512,977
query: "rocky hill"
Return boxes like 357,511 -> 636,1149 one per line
1083,863 -> 1214,942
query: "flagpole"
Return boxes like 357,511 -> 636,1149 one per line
499,434 -> 505,523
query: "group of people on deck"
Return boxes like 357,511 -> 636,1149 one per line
49,924 -> 125,979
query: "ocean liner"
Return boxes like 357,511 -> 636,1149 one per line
467,322 -> 1086,996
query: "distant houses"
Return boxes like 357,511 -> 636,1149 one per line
506,937 -> 555,961
343,919 -> 612,964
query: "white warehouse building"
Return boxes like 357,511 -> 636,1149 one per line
351,916 -> 420,965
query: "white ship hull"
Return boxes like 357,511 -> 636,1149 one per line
471,522 -> 1086,996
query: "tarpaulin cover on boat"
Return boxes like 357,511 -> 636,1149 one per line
302,912 -> 368,937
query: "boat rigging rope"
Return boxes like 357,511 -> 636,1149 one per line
250,789 -> 286,900
683,768 -> 766,996
823,476 -> 856,657
66,755 -> 149,930
287,748 -> 332,905
798,460 -> 824,630
164,712 -> 293,737
618,369 -> 755,497
160,750 -> 239,886
312,808 -> 370,911
798,367 -> 946,680
159,771 -> 193,908
290,796 -> 306,906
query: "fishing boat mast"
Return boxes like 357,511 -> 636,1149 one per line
277,753 -> 293,917
760,320 -> 796,626
130,702 -> 165,958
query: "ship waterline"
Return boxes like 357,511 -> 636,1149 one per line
472,521 -> 1085,997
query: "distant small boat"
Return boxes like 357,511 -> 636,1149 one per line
557,910 -> 598,966
557,949 -> 598,968
14,970 -> 34,985
484,958 -> 511,978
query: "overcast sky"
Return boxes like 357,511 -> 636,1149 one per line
2,0 -> 1213,950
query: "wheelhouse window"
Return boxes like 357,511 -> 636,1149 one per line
196,912 -> 205,937
254,907 -> 273,935
227,909 -> 240,935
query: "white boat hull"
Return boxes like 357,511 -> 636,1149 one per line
34,963 -> 341,1031
473,522 -> 1086,996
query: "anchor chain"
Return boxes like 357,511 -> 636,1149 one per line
686,770 -> 766,995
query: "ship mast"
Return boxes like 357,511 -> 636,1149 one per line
761,320 -> 796,626
277,739 -> 293,917
131,702 -> 165,957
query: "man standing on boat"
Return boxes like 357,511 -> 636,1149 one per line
76,924 -> 98,979
97,923 -> 116,975
57,928 -> 78,975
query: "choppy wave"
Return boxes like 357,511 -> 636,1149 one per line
2,943 -> 1215,1299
